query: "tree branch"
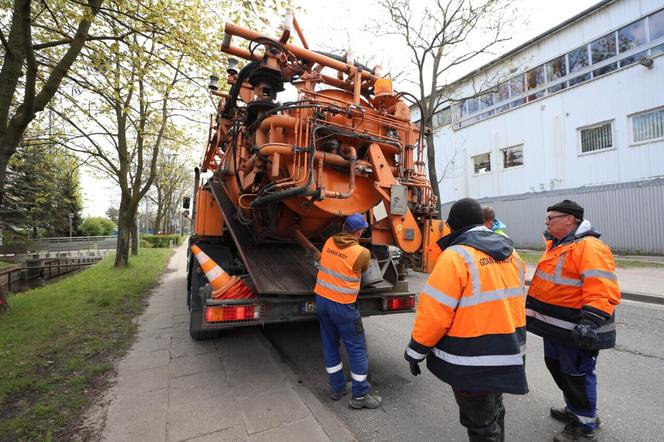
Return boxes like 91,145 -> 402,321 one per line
33,31 -> 133,50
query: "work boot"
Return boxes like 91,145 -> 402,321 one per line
329,386 -> 348,401
553,423 -> 597,441
550,407 -> 601,427
349,394 -> 382,409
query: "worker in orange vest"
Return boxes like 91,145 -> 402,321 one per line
527,200 -> 620,442
314,213 -> 381,409
405,198 -> 528,441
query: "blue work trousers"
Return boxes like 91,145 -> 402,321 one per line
544,338 -> 599,430
315,295 -> 369,397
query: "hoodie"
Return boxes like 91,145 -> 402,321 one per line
547,219 -> 601,249
436,225 -> 514,261
332,232 -> 370,274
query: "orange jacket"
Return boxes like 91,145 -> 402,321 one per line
406,227 -> 528,394
526,222 -> 620,348
314,236 -> 366,304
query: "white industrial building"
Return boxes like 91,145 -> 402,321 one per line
422,0 -> 664,253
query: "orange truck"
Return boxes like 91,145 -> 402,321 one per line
185,14 -> 448,339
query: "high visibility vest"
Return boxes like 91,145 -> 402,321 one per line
526,236 -> 620,349
407,244 -> 528,394
314,238 -> 364,304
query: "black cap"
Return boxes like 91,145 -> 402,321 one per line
447,198 -> 484,231
547,199 -> 584,220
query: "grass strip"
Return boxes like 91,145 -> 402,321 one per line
518,251 -> 664,269
0,248 -> 172,441
0,261 -> 14,270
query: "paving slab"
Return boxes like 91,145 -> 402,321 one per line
100,243 -> 353,442
238,387 -> 310,434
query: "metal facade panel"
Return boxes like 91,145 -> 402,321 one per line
439,180 -> 664,254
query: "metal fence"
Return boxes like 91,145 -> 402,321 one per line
0,236 -> 117,256
440,178 -> 664,255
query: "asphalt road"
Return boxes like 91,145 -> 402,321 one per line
262,272 -> 664,442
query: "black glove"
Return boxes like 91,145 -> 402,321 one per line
572,319 -> 600,350
409,361 -> 421,376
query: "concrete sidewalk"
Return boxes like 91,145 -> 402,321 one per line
101,244 -> 353,442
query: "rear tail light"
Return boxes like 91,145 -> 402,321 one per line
382,296 -> 415,311
205,305 -> 261,322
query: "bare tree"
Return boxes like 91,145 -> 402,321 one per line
150,148 -> 192,235
376,0 -> 518,212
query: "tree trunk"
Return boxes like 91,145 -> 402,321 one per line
426,131 -> 442,216
0,141 -> 19,210
131,217 -> 138,255
0,152 -> 8,210
115,222 -> 130,266
115,199 -> 131,266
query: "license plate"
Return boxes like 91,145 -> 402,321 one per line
302,300 -> 316,314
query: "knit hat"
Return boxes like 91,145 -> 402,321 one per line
447,198 -> 484,231
547,199 -> 584,220
344,213 -> 368,232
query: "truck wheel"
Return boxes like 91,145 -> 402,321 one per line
189,308 -> 217,340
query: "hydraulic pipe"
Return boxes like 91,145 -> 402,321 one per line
291,226 -> 320,261
223,22 -> 377,82
259,143 -> 351,167
325,146 -> 356,199
292,16 -> 309,49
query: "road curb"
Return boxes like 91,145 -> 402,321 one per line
525,279 -> 663,305
255,330 -> 355,442
621,291 -> 664,305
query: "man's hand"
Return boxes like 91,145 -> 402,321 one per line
572,319 -> 600,350
409,361 -> 421,376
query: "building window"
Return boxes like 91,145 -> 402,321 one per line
466,97 -> 479,115
591,33 -> 617,77
650,9 -> 664,41
525,65 -> 545,101
546,56 -> 567,92
579,121 -> 613,154
631,107 -> 664,144
434,107 -> 452,127
653,44 -> 664,57
618,19 -> 648,67
567,45 -> 590,86
509,74 -> 525,107
497,82 -> 510,102
501,145 -> 524,168
472,152 -> 491,174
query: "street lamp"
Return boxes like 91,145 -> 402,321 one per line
68,213 -> 74,239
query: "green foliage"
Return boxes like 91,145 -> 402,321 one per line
0,261 -> 13,270
142,234 -> 183,248
79,217 -> 116,236
0,249 -> 172,440
518,250 -> 664,269
1,141 -> 83,238
139,239 -> 153,248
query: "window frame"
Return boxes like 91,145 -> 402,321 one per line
450,6 -> 664,131
500,144 -> 525,169
471,152 -> 492,175
577,120 -> 616,156
628,106 -> 664,146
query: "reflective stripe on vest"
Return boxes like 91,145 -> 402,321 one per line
447,245 -> 526,308
525,308 -> 616,334
314,238 -> 363,303
318,265 -> 361,283
432,344 -> 526,367
534,252 -> 582,287
315,276 -> 360,295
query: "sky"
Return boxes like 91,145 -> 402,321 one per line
80,0 -> 600,218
